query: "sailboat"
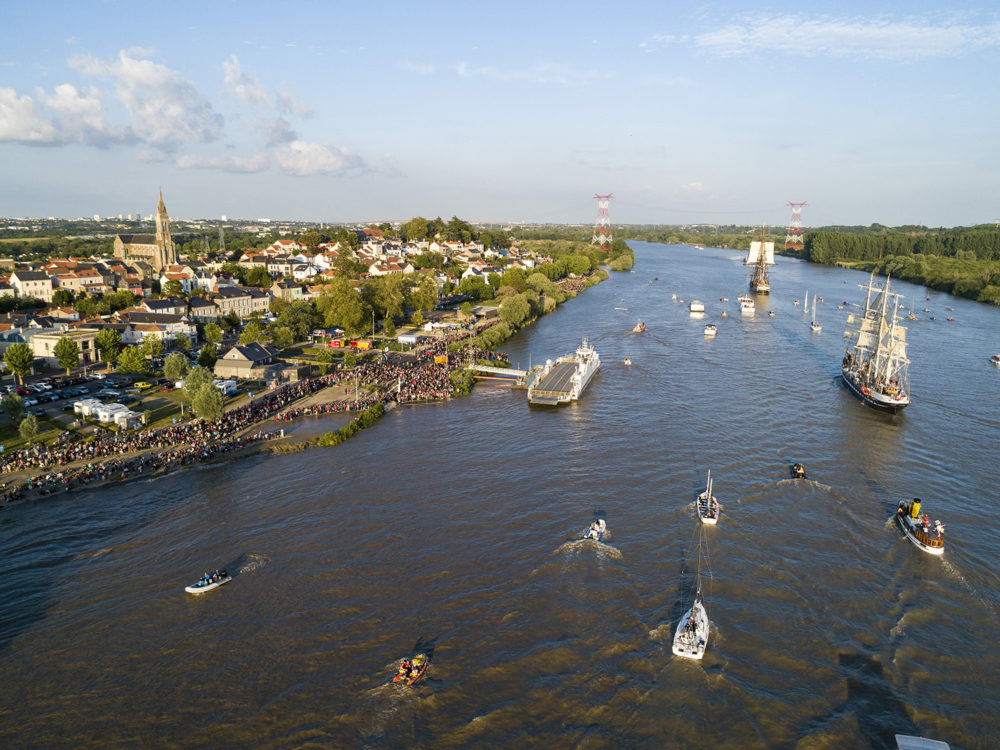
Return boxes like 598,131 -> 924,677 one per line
745,226 -> 775,294
672,529 -> 711,660
907,302 -> 918,321
696,470 -> 720,524
810,303 -> 821,333
803,291 -> 810,314
841,273 -> 910,411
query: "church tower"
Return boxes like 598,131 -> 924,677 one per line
154,189 -> 177,270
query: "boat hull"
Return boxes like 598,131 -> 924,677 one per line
185,575 -> 232,594
841,369 -> 909,412
895,503 -> 944,555
696,492 -> 719,524
672,600 -> 709,659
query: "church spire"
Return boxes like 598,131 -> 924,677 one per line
154,189 -> 176,271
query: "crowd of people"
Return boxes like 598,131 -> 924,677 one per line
0,322 -> 510,505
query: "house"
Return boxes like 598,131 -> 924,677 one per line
211,286 -> 261,320
141,297 -> 187,316
266,257 -> 293,278
291,263 -> 320,281
188,296 -> 219,322
10,270 -> 54,302
270,279 -> 305,302
30,327 -> 101,367
159,271 -> 194,294
213,342 -> 281,379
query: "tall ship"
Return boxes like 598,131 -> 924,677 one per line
745,226 -> 775,294
841,274 -> 910,412
527,337 -> 600,406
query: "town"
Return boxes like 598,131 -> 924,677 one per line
0,191 -> 632,501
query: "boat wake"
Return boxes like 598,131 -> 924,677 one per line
238,553 -> 271,574
941,559 -> 997,617
554,538 -> 624,561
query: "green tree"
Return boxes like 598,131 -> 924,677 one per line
162,279 -> 184,297
316,276 -> 370,335
141,335 -> 164,359
271,326 -> 294,349
298,230 -> 324,248
51,288 -> 75,306
197,343 -> 218,369
163,351 -> 190,382
276,300 -> 321,340
223,311 -> 241,331
53,336 -> 80,375
18,414 -> 39,442
239,320 -> 266,345
3,342 -> 34,385
204,322 -> 223,345
116,346 -> 150,375
460,301 -> 473,319
192,383 -> 224,420
269,297 -> 290,316
412,309 -> 424,326
383,317 -> 396,337
500,294 -> 531,327
174,333 -> 190,352
343,351 -> 357,368
94,328 -> 122,371
3,393 -> 25,425
183,365 -> 214,404
244,265 -> 272,287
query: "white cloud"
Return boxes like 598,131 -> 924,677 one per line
0,87 -> 58,143
70,49 -> 222,149
398,60 -> 436,75
455,61 -> 608,86
694,15 -> 1000,60
275,140 -> 363,176
177,151 -> 271,173
276,89 -> 314,118
260,116 -> 297,144
0,84 -> 124,146
222,54 -> 270,108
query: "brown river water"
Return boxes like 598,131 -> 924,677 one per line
1,242 -> 998,749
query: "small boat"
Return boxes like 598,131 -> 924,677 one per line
768,310 -> 775,317
810,304 -> 821,333
790,463 -> 807,479
671,294 -> 677,301
923,308 -> 930,313
991,354 -> 1000,367
719,297 -> 728,302
816,296 -> 823,303
793,299 -> 800,306
633,319 -> 646,333
696,470 -> 720,525
721,311 -> 728,318
185,569 -> 231,594
393,652 -> 430,685
703,324 -> 717,337
946,317 -> 955,322
895,734 -> 951,750
689,300 -> 705,313
623,357 -> 632,366
803,291 -> 810,313
895,499 -> 944,555
584,517 -> 607,541
738,294 -> 754,314
614,306 -> 628,311
673,528 -> 711,660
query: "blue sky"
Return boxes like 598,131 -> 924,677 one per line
2,1 -> 998,227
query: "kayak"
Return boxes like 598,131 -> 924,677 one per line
185,571 -> 231,594
393,653 -> 429,686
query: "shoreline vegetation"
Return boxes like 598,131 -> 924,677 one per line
608,224 -> 999,306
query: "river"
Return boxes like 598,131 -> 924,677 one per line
1,241 -> 998,749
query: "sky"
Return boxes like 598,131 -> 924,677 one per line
1,1 -> 999,227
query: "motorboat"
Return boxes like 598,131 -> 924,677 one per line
703,325 -> 717,337
768,310 -> 775,317
623,357 -> 632,366
738,294 -> 755,314
689,300 -> 705,314
393,652 -> 430,685
895,499 -> 944,555
790,463 -> 807,479
991,354 -> 1000,367
584,517 -> 607,541
696,470 -> 720,525
185,569 -> 231,594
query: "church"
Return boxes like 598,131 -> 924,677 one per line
113,190 -> 178,275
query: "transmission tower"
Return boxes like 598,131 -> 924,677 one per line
592,193 -> 614,250
785,202 -> 807,254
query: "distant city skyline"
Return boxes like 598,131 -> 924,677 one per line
2,2 -> 999,227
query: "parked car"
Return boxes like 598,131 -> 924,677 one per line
22,397 -> 38,406
94,389 -> 121,399
28,407 -> 45,417
134,381 -> 152,390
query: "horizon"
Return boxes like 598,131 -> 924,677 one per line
2,2 -> 999,227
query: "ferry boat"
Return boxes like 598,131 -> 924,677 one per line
689,300 -> 705,314
527,337 -> 600,406
841,274 -> 910,412
738,294 -> 755,314
895,499 -> 944,555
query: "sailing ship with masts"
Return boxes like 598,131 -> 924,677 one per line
745,226 -> 775,294
841,274 -> 910,412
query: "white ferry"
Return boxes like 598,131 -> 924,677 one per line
738,294 -> 755,314
527,338 -> 600,406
